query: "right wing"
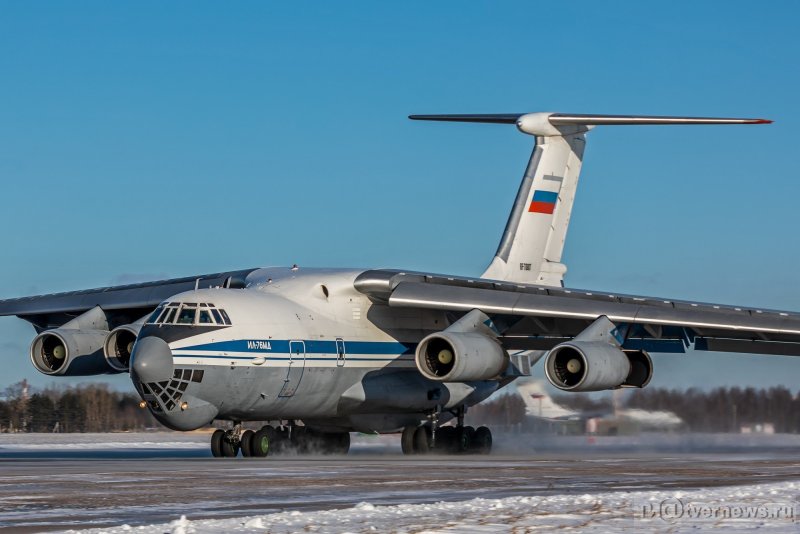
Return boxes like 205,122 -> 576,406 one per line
0,268 -> 258,331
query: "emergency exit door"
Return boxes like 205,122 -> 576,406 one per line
278,340 -> 306,397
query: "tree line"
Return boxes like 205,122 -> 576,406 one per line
0,381 -> 157,433
3,381 -> 799,433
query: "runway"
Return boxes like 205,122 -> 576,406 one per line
1,433 -> 799,532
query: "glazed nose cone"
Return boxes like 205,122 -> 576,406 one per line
131,336 -> 174,383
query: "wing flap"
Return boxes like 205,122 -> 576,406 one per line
354,270 -> 800,355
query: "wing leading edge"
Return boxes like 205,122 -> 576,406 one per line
354,270 -> 800,356
0,268 -> 258,331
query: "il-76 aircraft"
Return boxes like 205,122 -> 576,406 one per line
1,112 -> 793,458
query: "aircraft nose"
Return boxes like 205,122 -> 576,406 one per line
131,336 -> 174,384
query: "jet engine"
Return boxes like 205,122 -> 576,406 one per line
544,341 -> 652,392
415,331 -> 507,382
103,324 -> 142,372
30,329 -> 116,376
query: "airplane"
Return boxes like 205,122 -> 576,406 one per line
1,111 -> 795,458
515,380 -> 684,434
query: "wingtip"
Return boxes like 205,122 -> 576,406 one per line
754,119 -> 773,124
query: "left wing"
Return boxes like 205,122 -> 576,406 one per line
355,270 -> 800,356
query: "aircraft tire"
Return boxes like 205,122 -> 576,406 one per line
455,426 -> 473,454
473,426 -> 492,454
240,429 -> 254,457
413,425 -> 431,454
401,426 -> 416,455
210,429 -> 225,458
436,426 -> 457,453
252,427 -> 275,457
221,437 -> 239,458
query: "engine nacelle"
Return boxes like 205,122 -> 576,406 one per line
415,331 -> 508,382
544,341 -> 653,392
103,324 -> 142,372
30,329 -> 118,376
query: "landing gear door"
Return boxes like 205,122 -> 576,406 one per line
336,338 -> 346,367
279,340 -> 306,397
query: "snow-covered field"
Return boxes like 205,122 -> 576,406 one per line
3,431 -> 800,454
1,432 -> 798,533
68,481 -> 798,533
0,431 -> 208,451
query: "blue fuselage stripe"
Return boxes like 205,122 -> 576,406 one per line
178,339 -> 416,355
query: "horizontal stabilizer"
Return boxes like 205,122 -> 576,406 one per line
409,113 -> 772,126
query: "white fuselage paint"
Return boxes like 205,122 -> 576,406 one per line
136,268 -> 493,432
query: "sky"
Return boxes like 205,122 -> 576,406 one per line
0,1 -> 798,392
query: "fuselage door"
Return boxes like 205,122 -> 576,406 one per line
335,337 -> 346,367
278,340 -> 306,397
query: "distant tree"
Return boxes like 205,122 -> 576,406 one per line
58,390 -> 85,433
27,393 -> 56,432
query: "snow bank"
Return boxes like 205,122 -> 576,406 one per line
67,481 -> 798,533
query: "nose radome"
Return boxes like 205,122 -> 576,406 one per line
131,336 -> 174,384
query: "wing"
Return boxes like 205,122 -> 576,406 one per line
355,270 -> 800,356
0,268 -> 258,331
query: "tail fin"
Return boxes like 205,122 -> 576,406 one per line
410,113 -> 771,286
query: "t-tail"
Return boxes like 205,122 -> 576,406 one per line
410,112 -> 771,287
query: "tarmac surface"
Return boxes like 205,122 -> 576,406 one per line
1,433 -> 799,532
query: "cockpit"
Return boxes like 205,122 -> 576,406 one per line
147,302 -> 232,326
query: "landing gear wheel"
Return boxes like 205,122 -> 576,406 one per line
252,426 -> 276,457
401,426 -> 417,455
473,426 -> 492,455
413,425 -> 431,454
210,429 -> 225,458
455,426 -> 473,453
240,429 -> 254,457
436,426 -> 457,453
221,436 -> 239,457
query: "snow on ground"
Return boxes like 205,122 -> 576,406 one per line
0,432 -> 209,450
68,481 -> 798,533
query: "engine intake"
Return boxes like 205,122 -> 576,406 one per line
415,331 -> 507,382
30,329 -> 117,376
545,341 -> 652,392
103,325 -> 141,372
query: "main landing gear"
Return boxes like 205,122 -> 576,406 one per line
401,424 -> 492,455
210,423 -> 350,458
401,406 -> 492,455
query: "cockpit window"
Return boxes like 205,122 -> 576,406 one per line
148,306 -> 164,323
161,307 -> 177,324
176,307 -> 197,325
148,302 -> 231,325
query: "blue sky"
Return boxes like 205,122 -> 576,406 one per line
0,1 -> 798,391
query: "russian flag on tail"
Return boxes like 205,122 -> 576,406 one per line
529,190 -> 558,214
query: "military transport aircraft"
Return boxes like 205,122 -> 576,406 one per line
1,112 -> 794,458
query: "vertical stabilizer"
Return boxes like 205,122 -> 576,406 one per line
482,122 -> 586,286
409,113 -> 771,287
